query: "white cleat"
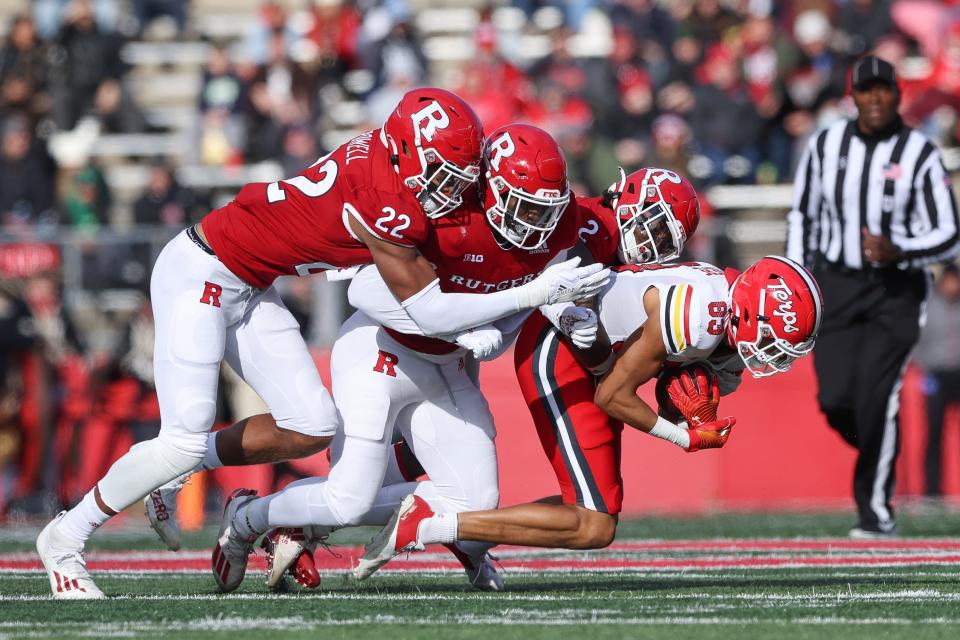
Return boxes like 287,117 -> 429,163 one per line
211,488 -> 258,592
36,512 -> 105,600
849,526 -> 897,540
262,527 -> 325,590
354,494 -> 429,581
444,544 -> 505,592
144,472 -> 192,551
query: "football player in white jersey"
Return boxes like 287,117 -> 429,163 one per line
352,250 -> 823,577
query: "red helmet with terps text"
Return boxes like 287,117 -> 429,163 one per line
727,255 -> 823,378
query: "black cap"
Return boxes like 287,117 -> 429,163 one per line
852,55 -> 897,90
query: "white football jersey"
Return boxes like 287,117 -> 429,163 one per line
598,262 -> 733,366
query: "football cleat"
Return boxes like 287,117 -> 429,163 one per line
144,472 -> 192,551
444,543 -> 504,592
849,526 -> 897,540
36,512 -> 105,600
211,488 -> 258,593
261,527 -> 330,590
354,493 -> 430,581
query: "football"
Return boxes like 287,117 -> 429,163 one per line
654,364 -> 712,424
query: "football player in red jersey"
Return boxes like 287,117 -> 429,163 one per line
352,185 -> 823,579
215,123 -> 602,592
35,91 -> 610,598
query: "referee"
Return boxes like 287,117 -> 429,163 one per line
786,55 -> 959,538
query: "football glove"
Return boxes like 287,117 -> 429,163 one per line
557,306 -> 599,350
685,416 -> 735,452
454,325 -> 503,361
516,257 -> 611,308
667,366 -> 720,426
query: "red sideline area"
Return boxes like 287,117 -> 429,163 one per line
203,352 -> 959,518
5,539 -> 960,573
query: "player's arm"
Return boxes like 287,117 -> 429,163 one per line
594,288 -> 734,452
543,295 -> 614,375
593,288 -> 666,434
349,217 -> 610,337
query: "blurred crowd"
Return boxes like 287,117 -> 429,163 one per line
2,0 -> 960,516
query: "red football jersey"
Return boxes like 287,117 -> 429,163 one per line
385,195 -> 582,354
573,195 -> 620,266
201,129 -> 429,289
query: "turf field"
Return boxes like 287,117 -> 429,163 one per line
3,509 -> 960,639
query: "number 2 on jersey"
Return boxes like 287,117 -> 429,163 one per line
267,158 -> 338,203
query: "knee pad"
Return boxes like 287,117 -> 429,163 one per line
162,393 -> 218,457
98,437 -> 203,512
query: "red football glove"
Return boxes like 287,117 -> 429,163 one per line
666,366 -> 720,426
685,416 -> 736,452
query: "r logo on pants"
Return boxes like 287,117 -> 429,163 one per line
374,350 -> 399,377
200,281 -> 223,307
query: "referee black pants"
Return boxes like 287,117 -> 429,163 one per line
812,268 -> 928,532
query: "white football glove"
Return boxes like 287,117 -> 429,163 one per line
454,325 -> 503,361
516,257 -> 611,308
557,306 -> 599,349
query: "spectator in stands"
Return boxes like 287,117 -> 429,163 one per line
608,0 -> 675,64
681,0 -> 740,48
277,123 -> 320,178
308,0 -> 362,87
915,263 -> 960,497
196,43 -> 248,166
647,114 -> 692,182
0,115 -> 57,228
454,24 -> 531,132
245,32 -> 315,162
688,44 -> 761,185
60,165 -> 110,230
48,0 -> 129,131
531,28 -> 588,96
363,7 -> 427,91
0,16 -> 50,124
243,1 -> 297,66
836,0 -> 895,58
788,10 -> 847,113
132,161 -> 200,228
131,0 -> 188,37
32,0 -> 118,40
0,278 -> 35,514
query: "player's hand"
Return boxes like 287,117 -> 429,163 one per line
685,416 -> 735,452
454,325 -> 503,361
667,366 -> 720,425
557,306 -> 598,349
519,257 -> 611,308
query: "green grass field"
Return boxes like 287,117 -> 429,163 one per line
3,508 -> 960,639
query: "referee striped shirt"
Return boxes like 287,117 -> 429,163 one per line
786,118 -> 960,270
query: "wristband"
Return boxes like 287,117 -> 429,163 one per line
586,351 -> 615,377
648,416 -> 691,450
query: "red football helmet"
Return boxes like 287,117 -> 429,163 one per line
604,167 -> 700,264
382,87 -> 483,218
727,255 -> 823,378
483,124 -> 570,249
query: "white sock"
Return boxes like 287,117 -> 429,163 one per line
417,512 -> 458,545
198,432 -> 223,471
56,491 -> 111,547
233,498 -> 266,539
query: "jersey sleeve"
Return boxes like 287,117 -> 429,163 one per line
347,192 -> 429,248
656,283 -> 710,356
574,196 -> 620,265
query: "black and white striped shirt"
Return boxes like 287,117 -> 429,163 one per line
786,118 -> 959,271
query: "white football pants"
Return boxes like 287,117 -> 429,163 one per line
251,311 -> 499,529
97,231 -> 338,511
